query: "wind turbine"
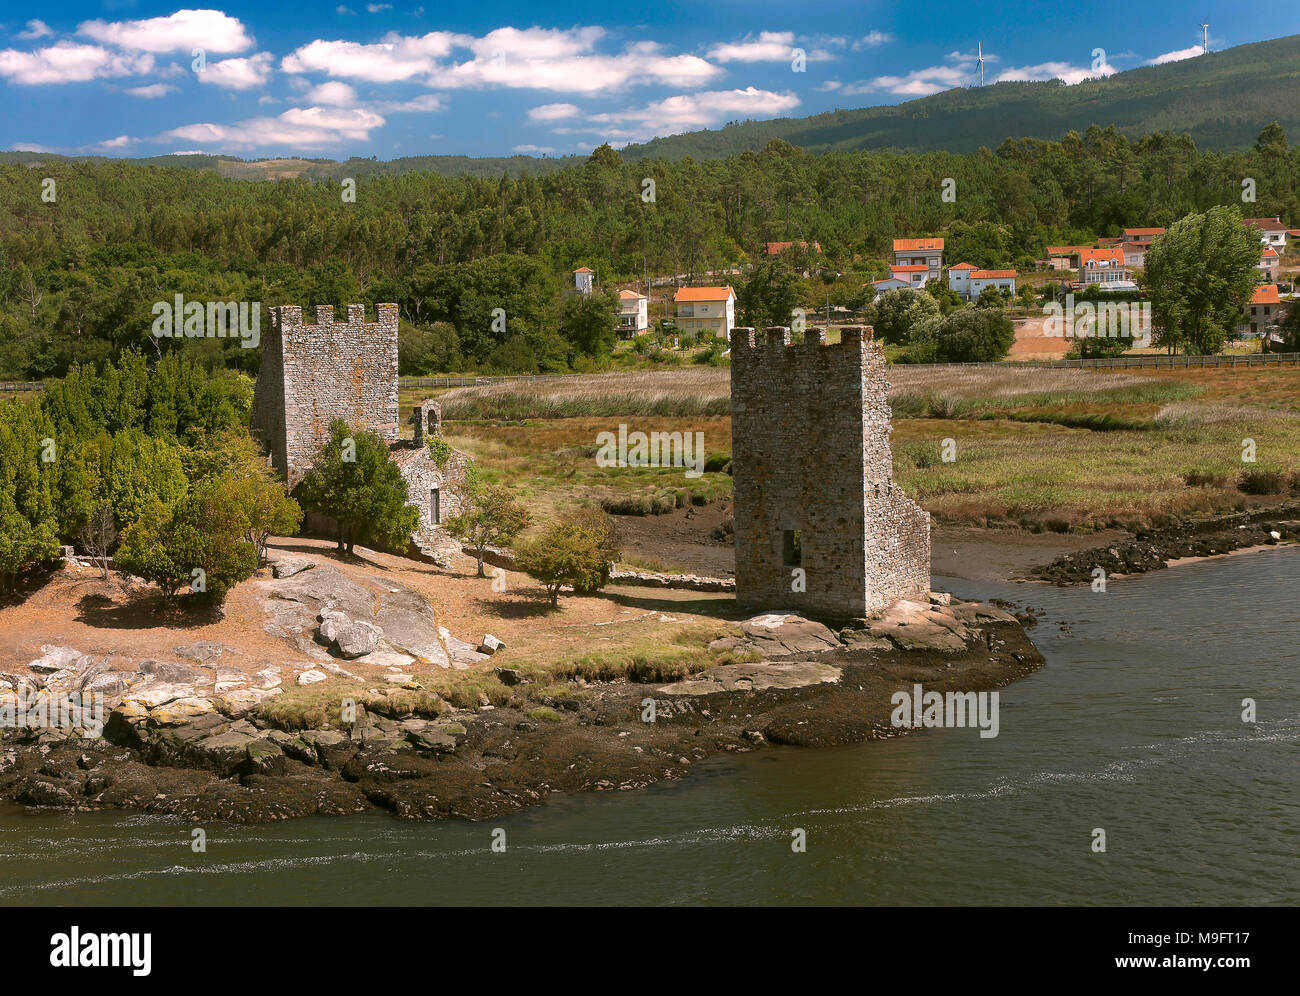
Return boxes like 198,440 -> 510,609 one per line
976,42 -> 985,86
1200,21 -> 1210,54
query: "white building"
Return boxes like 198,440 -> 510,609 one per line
574,267 -> 594,294
618,289 -> 649,337
1259,247 -> 1280,282
1243,218 -> 1288,251
893,238 -> 944,283
949,263 -> 1016,301
1078,246 -> 1130,286
673,286 -> 735,339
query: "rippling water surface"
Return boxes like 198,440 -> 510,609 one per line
3,548 -> 1297,905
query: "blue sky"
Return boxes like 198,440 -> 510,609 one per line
0,2 -> 1296,160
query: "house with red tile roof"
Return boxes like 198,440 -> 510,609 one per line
1243,217 -> 1288,251
1079,246 -> 1131,287
673,285 -> 735,339
766,240 -> 821,256
892,238 -> 944,282
1258,247 -> 1280,282
1245,284 -> 1285,336
1120,227 -> 1165,268
574,267 -> 594,294
948,262 -> 1016,301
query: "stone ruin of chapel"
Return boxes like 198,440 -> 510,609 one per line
729,325 -> 931,620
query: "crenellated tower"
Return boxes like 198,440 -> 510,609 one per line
729,326 -> 930,620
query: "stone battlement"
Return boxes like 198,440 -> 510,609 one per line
730,325 -> 876,352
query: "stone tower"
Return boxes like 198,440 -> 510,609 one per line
251,303 -> 400,487
729,326 -> 930,621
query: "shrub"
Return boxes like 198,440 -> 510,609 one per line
1237,468 -> 1287,495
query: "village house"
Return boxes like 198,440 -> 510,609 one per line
869,275 -> 911,299
674,285 -> 736,339
1078,246 -> 1132,287
574,267 -> 594,294
1246,284 -> 1283,336
1243,217 -> 1288,251
1259,247 -> 1280,282
948,263 -> 1016,301
617,289 -> 649,337
1120,227 -> 1165,268
889,264 -> 931,288
893,238 -> 944,283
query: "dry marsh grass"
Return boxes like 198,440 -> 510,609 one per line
439,366 -> 1195,421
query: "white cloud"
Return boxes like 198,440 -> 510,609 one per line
708,31 -> 796,62
854,31 -> 893,49
0,42 -> 154,85
1149,45 -> 1205,65
306,80 -> 357,105
282,32 -> 456,82
859,62 -> 974,96
367,3 -> 393,11
17,19 -> 53,41
430,33 -> 721,93
197,52 -> 273,90
11,142 -> 59,153
513,144 -> 555,154
162,105 -> 386,150
285,27 -> 722,93
995,60 -> 1116,85
78,9 -> 254,54
581,87 -> 800,141
817,80 -> 842,92
95,135 -> 132,151
126,83 -> 178,98
371,93 -> 443,112
337,5 -> 356,13
528,102 -> 580,121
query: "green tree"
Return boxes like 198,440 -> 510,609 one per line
1144,206 -> 1261,355
916,309 -> 1016,362
560,288 -> 619,357
867,288 -> 940,344
516,505 -> 620,607
115,481 -> 259,606
297,419 -> 419,555
444,469 -> 531,577
737,259 -> 799,329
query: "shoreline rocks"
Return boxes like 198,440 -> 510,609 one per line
0,593 -> 1043,825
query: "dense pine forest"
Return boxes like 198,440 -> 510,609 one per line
0,122 -> 1295,379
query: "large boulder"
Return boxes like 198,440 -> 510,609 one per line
656,660 -> 842,696
737,613 -> 842,656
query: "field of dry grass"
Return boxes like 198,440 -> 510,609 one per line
438,364 -> 1300,534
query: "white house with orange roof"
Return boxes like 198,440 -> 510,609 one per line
889,263 -> 932,288
893,238 -> 944,281
574,267 -> 594,294
949,262 -> 1016,301
618,289 -> 649,337
1079,246 -> 1131,287
674,285 -> 735,339
1243,218 -> 1288,251
869,275 -> 912,299
1245,284 -> 1284,336
1259,247 -> 1280,282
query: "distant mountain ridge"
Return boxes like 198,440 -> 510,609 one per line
4,33 -> 1298,175
620,33 -> 1300,159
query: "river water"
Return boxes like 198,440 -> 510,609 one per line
2,548 -> 1297,906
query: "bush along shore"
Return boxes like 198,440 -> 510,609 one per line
0,595 -> 1041,823
1030,503 -> 1300,583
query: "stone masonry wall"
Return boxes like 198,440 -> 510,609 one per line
251,303 -> 400,487
730,326 -> 930,621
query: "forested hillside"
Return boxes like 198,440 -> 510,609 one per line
0,123 -> 1295,379
623,34 -> 1300,159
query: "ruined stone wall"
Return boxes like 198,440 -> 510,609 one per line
251,303 -> 400,487
730,326 -> 930,621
